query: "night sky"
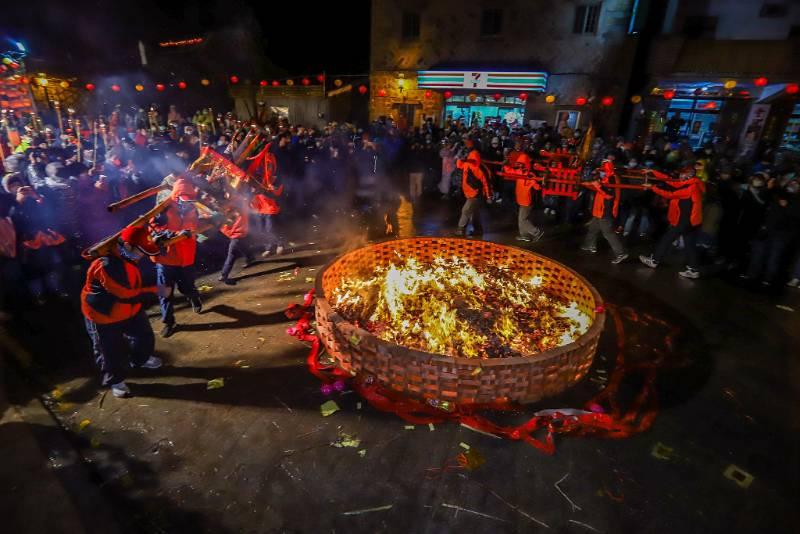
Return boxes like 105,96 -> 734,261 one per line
1,0 -> 371,75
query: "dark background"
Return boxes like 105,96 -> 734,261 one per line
0,0 -> 372,76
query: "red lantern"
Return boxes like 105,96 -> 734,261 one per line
378,88 -> 387,97
601,96 -> 614,107
259,80 -> 268,87
0,65 -> 6,73
493,93 -> 502,102
443,90 -> 453,99
302,78 -> 310,86
156,83 -> 165,92
316,74 -> 325,83
754,77 -> 768,87
575,96 -> 587,106
229,75 -> 239,84
85,83 -> 95,91
519,92 -> 528,101
358,84 -> 368,95
424,90 -> 432,98
111,84 -> 121,92
271,80 -> 279,87
178,81 -> 187,90
9,62 -> 19,70
786,83 -> 799,95
662,89 -> 675,100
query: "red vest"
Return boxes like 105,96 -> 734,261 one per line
151,202 -> 198,267
81,254 -> 147,324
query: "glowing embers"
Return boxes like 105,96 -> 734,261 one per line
330,255 -> 590,359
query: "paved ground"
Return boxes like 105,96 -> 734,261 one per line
2,200 -> 800,534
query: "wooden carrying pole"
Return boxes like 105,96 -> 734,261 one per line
107,184 -> 170,212
83,197 -> 173,259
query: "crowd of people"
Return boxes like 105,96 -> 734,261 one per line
2,100 -> 800,396
2,101 -> 800,312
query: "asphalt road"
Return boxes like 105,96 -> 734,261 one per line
2,204 -> 800,534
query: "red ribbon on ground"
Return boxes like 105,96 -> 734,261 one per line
285,293 -> 674,455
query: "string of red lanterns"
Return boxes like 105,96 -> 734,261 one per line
26,75 -> 800,100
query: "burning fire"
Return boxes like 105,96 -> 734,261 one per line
330,255 -> 591,359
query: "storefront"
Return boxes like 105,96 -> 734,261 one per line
780,103 -> 800,152
665,97 -> 724,148
637,80 -> 800,151
442,94 -> 527,127
416,70 -> 547,126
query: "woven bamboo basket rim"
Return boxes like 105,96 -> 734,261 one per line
315,237 -> 605,367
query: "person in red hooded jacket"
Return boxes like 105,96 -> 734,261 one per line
219,193 -> 256,286
150,176 -> 202,338
639,166 -> 706,279
503,150 -> 543,242
580,160 -> 628,264
455,140 -> 492,237
81,225 -> 163,398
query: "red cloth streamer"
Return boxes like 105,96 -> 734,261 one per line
284,293 -> 671,455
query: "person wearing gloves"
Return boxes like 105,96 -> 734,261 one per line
81,225 -> 164,398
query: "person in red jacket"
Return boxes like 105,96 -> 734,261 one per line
455,142 -> 492,237
219,194 -> 255,285
81,225 -> 162,398
251,191 -> 284,258
150,176 -> 202,338
581,163 -> 628,264
639,166 -> 706,279
503,151 -> 543,242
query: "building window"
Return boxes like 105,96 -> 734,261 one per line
759,3 -> 788,18
682,16 -> 718,39
480,9 -> 503,36
401,11 -> 420,40
574,3 -> 602,34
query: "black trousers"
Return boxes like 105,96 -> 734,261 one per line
654,223 -> 699,268
84,309 -> 154,386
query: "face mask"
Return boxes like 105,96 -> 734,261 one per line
751,179 -> 765,188
787,184 -> 799,194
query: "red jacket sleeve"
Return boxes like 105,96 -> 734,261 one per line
653,185 -> 693,199
588,182 -> 612,199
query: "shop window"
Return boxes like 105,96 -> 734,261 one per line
401,11 -> 420,40
682,16 -> 717,39
574,3 -> 602,34
695,100 -> 723,111
759,3 -> 788,18
668,98 -> 694,110
481,9 -> 503,36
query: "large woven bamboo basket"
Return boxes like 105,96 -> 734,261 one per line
315,238 -> 605,404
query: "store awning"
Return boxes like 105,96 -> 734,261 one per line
417,70 -> 547,92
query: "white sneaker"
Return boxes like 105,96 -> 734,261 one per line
786,278 -> 800,288
275,245 -> 285,255
140,356 -> 163,369
679,267 -> 700,279
261,249 -> 272,258
639,255 -> 658,268
110,381 -> 131,398
611,253 -> 629,265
